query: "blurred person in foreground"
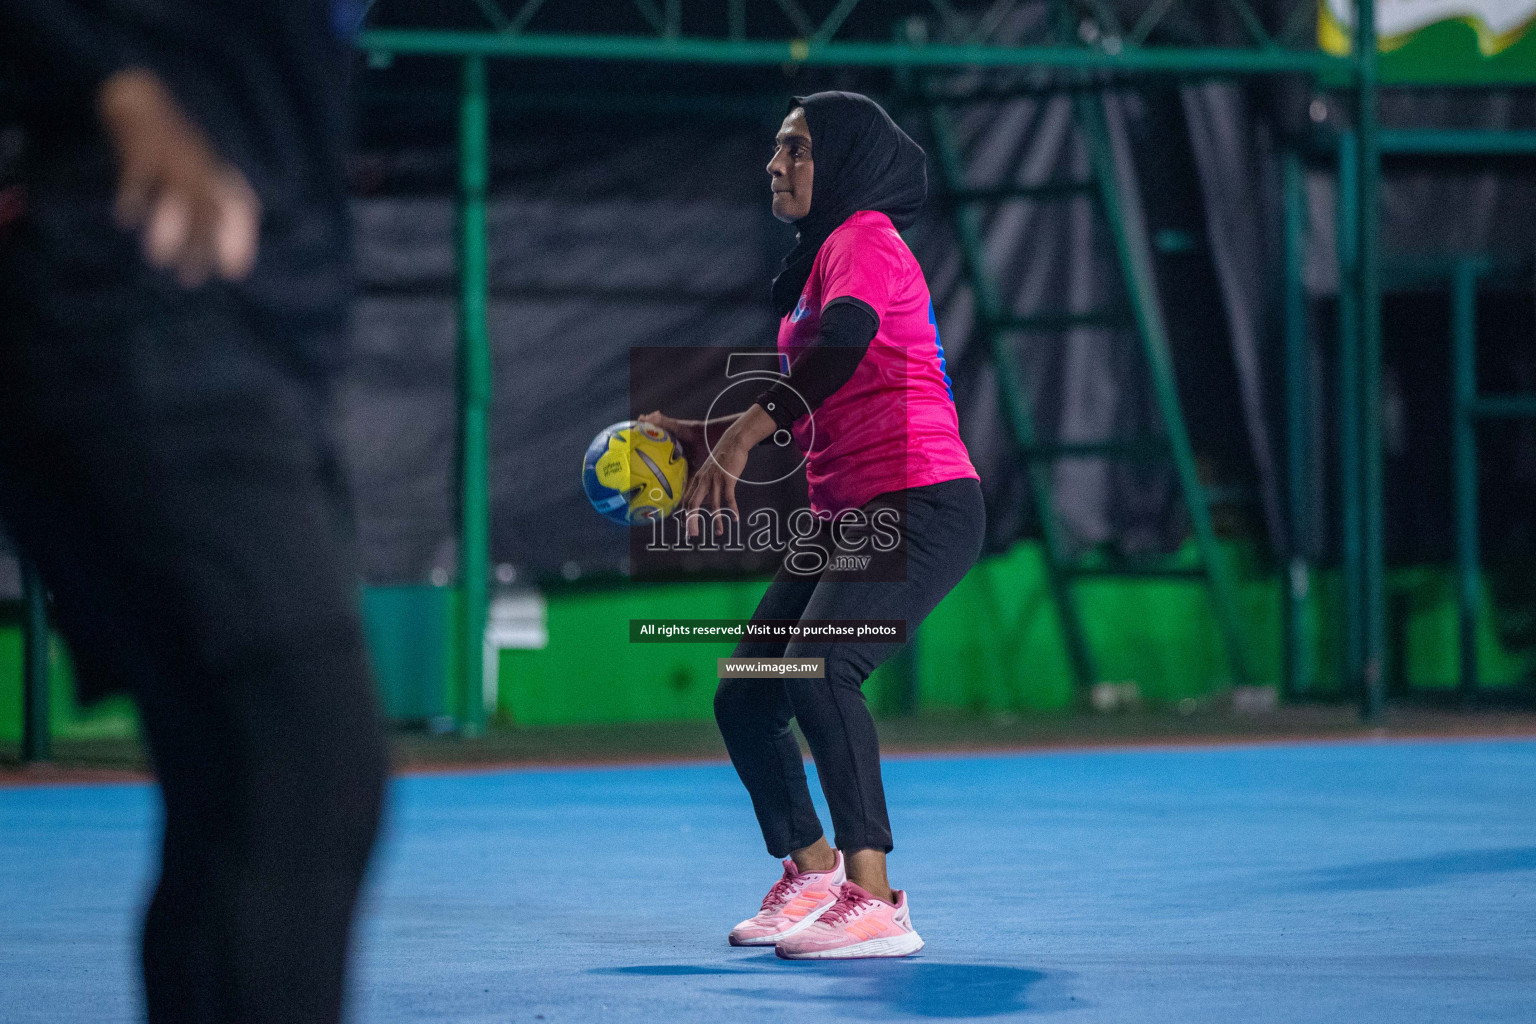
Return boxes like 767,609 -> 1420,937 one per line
0,3 -> 386,1022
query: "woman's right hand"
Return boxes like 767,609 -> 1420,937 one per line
638,411 -> 708,468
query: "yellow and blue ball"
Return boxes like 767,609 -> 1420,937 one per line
582,420 -> 689,526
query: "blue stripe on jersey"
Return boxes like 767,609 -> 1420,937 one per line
929,300 -> 955,402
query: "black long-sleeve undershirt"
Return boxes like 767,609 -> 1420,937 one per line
755,297 -> 879,433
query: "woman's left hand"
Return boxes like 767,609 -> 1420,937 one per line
681,437 -> 748,539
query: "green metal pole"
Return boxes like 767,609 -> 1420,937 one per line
1470,396 -> 1536,418
1379,129 -> 1536,155
1355,0 -> 1385,719
357,29 -> 1349,76
20,558 -> 50,763
1282,149 -> 1311,701
458,54 -> 491,735
1336,131 -> 1363,702
1451,259 -> 1479,697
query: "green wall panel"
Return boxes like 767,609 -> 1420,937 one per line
0,621 -> 136,745
496,579 -> 770,725
363,585 -> 456,724
4,543 -> 1532,744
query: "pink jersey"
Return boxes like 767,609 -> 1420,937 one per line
778,210 -> 979,514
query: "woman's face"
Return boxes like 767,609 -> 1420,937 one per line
767,107 -> 813,223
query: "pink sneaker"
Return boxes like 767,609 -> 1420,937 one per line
727,851 -> 845,946
774,882 -> 925,960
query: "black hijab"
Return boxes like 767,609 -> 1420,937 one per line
770,91 -> 928,317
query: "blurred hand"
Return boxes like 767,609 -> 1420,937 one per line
97,69 -> 260,288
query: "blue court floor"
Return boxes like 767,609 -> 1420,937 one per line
4,738 -> 1536,1023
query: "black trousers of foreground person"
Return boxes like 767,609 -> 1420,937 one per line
715,476 -> 985,857
0,181 -> 387,1024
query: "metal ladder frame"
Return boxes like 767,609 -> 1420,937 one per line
917,80 -> 1252,696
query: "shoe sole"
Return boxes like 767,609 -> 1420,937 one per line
727,900 -> 837,946
775,930 -> 925,960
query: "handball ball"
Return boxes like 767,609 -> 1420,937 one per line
582,420 -> 689,526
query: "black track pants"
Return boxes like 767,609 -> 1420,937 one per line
0,202 -> 386,1024
715,477 -> 985,857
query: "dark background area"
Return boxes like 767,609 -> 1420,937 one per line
0,1 -> 1532,617
340,47 -> 1536,592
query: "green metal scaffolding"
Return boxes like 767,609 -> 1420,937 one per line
1281,129 -> 1536,712
1353,0 -> 1385,718
1448,257 -> 1536,695
917,66 -> 1253,694
352,0 -> 1379,728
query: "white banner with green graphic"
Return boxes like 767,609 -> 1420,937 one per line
1321,0 -> 1536,81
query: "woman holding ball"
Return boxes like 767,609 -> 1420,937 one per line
641,91 -> 983,960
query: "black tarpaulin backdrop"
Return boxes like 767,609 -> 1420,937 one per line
343,126 -> 784,584
4,49 -> 1533,598
341,91 -> 1198,586
336,76 -> 1536,591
